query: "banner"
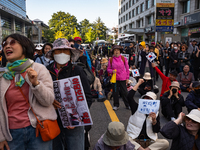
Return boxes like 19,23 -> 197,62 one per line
53,76 -> 93,127
146,52 -> 157,62
132,69 -> 140,77
138,99 -> 160,114
121,54 -> 129,61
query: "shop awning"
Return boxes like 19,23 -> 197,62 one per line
124,28 -> 144,34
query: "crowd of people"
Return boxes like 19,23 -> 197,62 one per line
0,33 -> 200,150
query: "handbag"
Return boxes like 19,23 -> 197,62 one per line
91,85 -> 98,98
18,86 -> 60,142
135,134 -> 151,148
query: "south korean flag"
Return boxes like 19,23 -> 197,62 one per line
146,52 -> 156,62
132,69 -> 140,77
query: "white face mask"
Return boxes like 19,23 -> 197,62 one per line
54,53 -> 70,65
174,47 -> 178,50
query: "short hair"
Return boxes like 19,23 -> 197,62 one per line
68,39 -> 75,43
42,42 -> 53,54
2,33 -> 34,59
181,44 -> 188,50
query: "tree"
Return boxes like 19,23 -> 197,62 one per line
72,28 -> 81,39
42,29 -> 55,43
48,11 -> 78,39
54,31 -> 67,40
92,17 -> 108,40
79,19 -> 91,43
85,27 -> 95,43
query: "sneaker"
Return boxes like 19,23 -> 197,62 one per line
113,106 -> 119,111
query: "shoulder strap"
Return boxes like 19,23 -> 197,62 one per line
110,57 -> 113,67
39,56 -> 44,64
121,55 -> 125,64
17,86 -> 43,127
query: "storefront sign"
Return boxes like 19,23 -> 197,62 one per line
188,27 -> 200,34
156,0 -> 174,32
53,76 -> 93,127
184,12 -> 200,25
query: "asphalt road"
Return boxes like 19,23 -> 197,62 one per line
89,76 -> 189,150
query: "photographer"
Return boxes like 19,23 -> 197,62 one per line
161,81 -> 185,121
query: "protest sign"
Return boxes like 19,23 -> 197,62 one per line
53,76 -> 93,127
121,54 -> 129,61
146,52 -> 157,62
132,69 -> 140,77
138,99 -> 160,114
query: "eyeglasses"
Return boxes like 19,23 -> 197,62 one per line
2,39 -> 18,48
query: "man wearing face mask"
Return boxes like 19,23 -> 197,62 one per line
185,81 -> 200,113
161,81 -> 185,121
169,43 -> 180,73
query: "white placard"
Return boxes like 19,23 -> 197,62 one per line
146,52 -> 157,62
53,76 -> 93,127
132,69 -> 140,77
121,54 -> 129,61
138,99 -> 160,114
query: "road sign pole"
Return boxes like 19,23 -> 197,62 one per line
155,32 -> 158,43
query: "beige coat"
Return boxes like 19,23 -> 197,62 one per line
0,63 -> 57,142
90,77 -> 102,92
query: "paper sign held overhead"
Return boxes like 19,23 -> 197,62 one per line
138,99 -> 160,114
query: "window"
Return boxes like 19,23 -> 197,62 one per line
119,9 -> 121,15
136,6 -> 139,15
136,0 -> 139,2
146,0 -> 150,9
137,20 -> 140,28
15,22 -> 22,31
121,17 -> 123,23
119,28 -> 122,33
123,16 -> 125,22
129,11 -> 132,19
123,26 -> 126,30
147,16 -> 151,24
121,7 -> 123,13
126,13 -> 128,21
1,17 -> 11,29
123,5 -> 125,12
132,9 -> 135,17
152,0 -> 155,6
132,0 -> 135,5
129,23 -> 133,29
141,19 -> 143,27
119,19 -> 121,25
197,0 -> 200,9
126,2 -> 128,10
129,0 -> 131,7
141,3 -> 144,12
183,0 -> 190,13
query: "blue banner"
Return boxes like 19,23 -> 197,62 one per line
156,26 -> 174,32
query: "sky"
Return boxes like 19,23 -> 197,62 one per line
26,0 -> 118,29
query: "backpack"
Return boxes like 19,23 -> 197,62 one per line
109,55 -> 125,67
73,62 -> 95,85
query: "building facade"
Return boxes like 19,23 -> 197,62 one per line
0,0 -> 32,45
118,0 -> 200,44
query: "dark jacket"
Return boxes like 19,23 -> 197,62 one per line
47,62 -> 93,108
160,121 -> 200,150
178,51 -> 190,66
169,50 -> 180,68
161,91 -> 185,107
139,51 -> 154,77
194,50 -> 200,69
185,90 -> 200,112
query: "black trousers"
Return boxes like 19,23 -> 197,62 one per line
112,81 -> 129,107
162,102 -> 182,119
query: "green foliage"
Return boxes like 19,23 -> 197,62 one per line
41,11 -> 108,43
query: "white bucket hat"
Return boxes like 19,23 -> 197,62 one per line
141,91 -> 157,100
103,122 -> 129,146
169,81 -> 180,89
185,109 -> 200,124
143,72 -> 151,80
35,44 -> 43,50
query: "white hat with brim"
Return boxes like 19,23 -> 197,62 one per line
35,44 -> 43,50
169,81 -> 180,89
143,72 -> 151,80
185,109 -> 200,124
141,91 -> 157,100
45,38 -> 80,62
103,122 -> 129,147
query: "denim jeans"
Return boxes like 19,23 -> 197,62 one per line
97,91 -> 105,99
53,126 -> 84,150
6,125 -> 52,150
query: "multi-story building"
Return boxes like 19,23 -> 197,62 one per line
118,0 -> 156,43
118,0 -> 200,44
0,0 -> 32,44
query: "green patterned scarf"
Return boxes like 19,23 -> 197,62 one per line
3,58 -> 34,87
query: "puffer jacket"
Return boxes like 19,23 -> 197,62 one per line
160,121 -> 200,150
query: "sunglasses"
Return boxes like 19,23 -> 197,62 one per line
2,39 -> 18,48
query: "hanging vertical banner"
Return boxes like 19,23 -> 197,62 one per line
53,76 -> 93,127
156,0 -> 174,32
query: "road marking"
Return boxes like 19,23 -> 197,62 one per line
104,100 -> 119,122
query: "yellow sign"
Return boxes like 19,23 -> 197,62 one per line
156,3 -> 174,7
156,19 -> 174,26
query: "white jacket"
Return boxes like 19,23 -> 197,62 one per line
127,109 -> 158,141
0,63 -> 57,142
